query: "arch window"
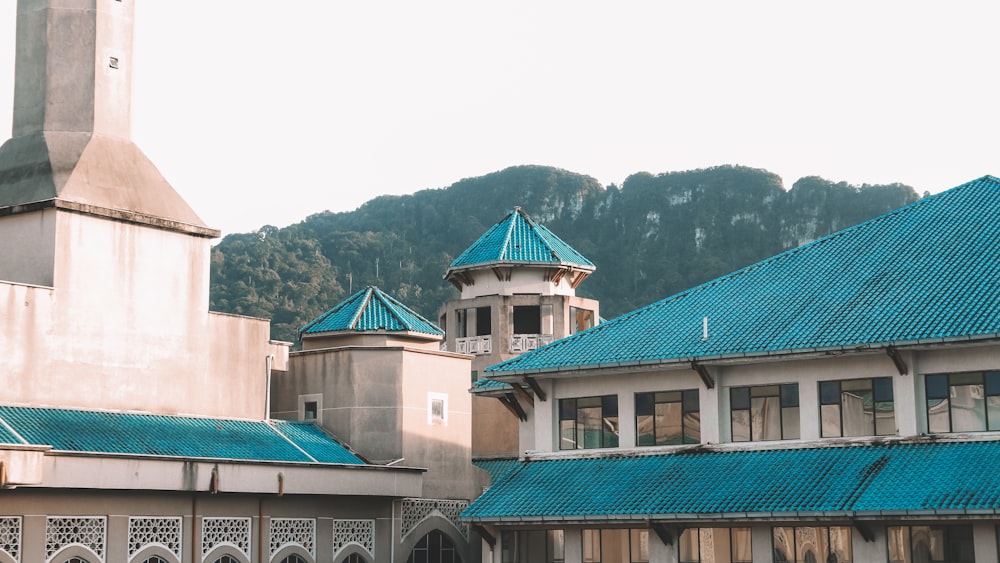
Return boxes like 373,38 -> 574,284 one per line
142,557 -> 169,563
64,559 -> 91,563
279,556 -> 308,563
407,530 -> 460,563
212,556 -> 241,563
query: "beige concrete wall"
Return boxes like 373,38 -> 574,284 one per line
0,208 -> 57,286
458,268 -> 583,299
0,212 -> 277,419
274,346 -> 479,501
303,332 -> 441,351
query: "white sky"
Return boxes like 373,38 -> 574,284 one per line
0,2 -> 998,235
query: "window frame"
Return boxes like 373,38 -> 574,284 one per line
635,389 -> 700,446
926,371 -> 1000,433
730,384 -> 800,442
819,376 -> 895,438
559,395 -> 619,450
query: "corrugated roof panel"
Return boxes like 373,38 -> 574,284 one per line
0,406 -> 364,465
448,208 -> 594,272
462,440 -> 1000,521
488,176 -> 1000,374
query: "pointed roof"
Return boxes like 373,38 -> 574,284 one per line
300,286 -> 444,338
487,175 -> 1000,376
445,208 -> 594,285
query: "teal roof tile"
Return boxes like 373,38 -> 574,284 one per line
488,176 -> 1000,375
473,458 -> 520,485
0,406 -> 364,464
301,286 -> 443,337
462,440 -> 1000,522
447,208 -> 594,274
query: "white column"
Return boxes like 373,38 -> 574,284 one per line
564,528 -> 583,563
751,525 -> 773,563
974,522 -> 999,563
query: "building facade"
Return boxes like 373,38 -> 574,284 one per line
463,176 -> 1000,563
438,207 -> 600,458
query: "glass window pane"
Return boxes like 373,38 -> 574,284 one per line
989,396 -> 1000,431
841,379 -> 872,393
752,385 -> 779,398
582,530 -> 600,563
732,409 -> 750,442
820,381 -> 841,405
560,419 -> 577,450
987,371 -> 1000,395
782,406 -> 800,440
629,529 -> 649,563
684,412 -> 701,444
657,391 -> 682,403
927,398 -> 951,433
886,526 -> 910,563
925,374 -> 949,399
772,528 -> 794,563
875,401 -> 897,436
560,399 -> 576,420
841,386 -> 873,437
753,396 -> 781,440
679,529 -> 699,563
951,373 -> 982,386
548,530 -> 565,563
873,377 -> 894,401
580,405 -> 603,448
795,527 -> 826,563
947,525 -> 974,562
636,414 -> 654,446
950,384 -> 986,432
731,387 -> 750,410
657,401 -> 682,445
683,390 -> 699,412
910,526 -> 944,561
821,403 -> 842,438
731,528 -> 752,563
781,384 -> 799,407
636,393 -> 654,416
828,527 -> 852,563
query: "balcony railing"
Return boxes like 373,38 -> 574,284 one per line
510,334 -> 552,354
456,335 -> 493,355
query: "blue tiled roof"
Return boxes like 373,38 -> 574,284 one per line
488,176 -> 1000,375
0,406 -> 364,464
447,208 -> 595,274
462,439 -> 1000,522
471,378 -> 513,394
301,286 -> 443,337
473,458 -> 520,485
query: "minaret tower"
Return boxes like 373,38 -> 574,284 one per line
0,0 -> 216,287
439,207 -> 600,458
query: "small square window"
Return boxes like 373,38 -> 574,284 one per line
303,401 -> 317,421
428,392 -> 448,425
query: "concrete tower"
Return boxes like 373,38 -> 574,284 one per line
0,0 -> 284,420
438,207 -> 600,458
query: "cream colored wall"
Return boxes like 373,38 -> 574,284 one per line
0,212 -> 277,419
459,268 -> 581,299
302,332 -> 440,351
524,343 -> 1000,454
274,346 -> 478,501
399,348 -> 477,500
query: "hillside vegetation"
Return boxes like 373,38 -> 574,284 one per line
209,165 -> 920,343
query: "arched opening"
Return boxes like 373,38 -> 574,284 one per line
141,557 -> 169,563
211,556 -> 241,563
278,556 -> 307,563
407,530 -> 462,563
63,559 -> 91,563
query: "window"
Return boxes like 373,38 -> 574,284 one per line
407,530 -> 458,563
513,305 -> 542,334
730,384 -> 799,442
303,401 -> 318,421
579,530 -> 648,563
560,396 -> 619,449
636,390 -> 700,445
476,306 -> 492,336
772,527 -> 851,562
679,528 -> 751,563
212,557 -> 240,563
428,392 -> 448,425
456,306 -> 492,338
298,393 -> 322,424
142,557 -> 169,563
888,525 -> 974,563
926,371 -> 1000,432
502,530 -> 564,563
571,307 -> 595,334
819,377 -> 895,437
279,556 -> 307,563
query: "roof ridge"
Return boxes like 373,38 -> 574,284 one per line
347,286 -> 375,330
500,209 -> 520,261
267,420 -> 319,462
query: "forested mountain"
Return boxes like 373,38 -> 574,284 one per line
209,165 -> 921,343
